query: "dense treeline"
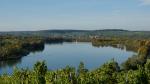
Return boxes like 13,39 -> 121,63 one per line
0,36 -> 44,60
1,60 -> 150,84
92,38 -> 142,52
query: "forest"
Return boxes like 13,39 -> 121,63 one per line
1,30 -> 150,84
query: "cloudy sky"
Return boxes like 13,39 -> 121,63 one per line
0,0 -> 150,31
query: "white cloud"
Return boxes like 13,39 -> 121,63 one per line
140,0 -> 150,5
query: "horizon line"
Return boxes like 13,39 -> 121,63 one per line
1,29 -> 150,32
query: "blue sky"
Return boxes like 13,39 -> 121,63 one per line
0,0 -> 150,31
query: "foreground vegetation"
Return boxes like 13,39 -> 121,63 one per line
1,60 -> 150,84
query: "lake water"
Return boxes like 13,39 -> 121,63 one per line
0,42 -> 136,74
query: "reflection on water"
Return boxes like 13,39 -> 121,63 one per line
0,42 -> 136,74
0,59 -> 21,68
92,43 -> 137,52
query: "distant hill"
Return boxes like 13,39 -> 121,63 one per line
0,29 -> 150,39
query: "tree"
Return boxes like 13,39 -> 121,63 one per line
77,61 -> 88,75
34,61 -> 47,84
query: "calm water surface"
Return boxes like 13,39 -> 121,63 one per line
0,42 -> 136,74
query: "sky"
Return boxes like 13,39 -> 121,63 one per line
0,0 -> 150,31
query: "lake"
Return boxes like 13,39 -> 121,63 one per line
0,42 -> 136,74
